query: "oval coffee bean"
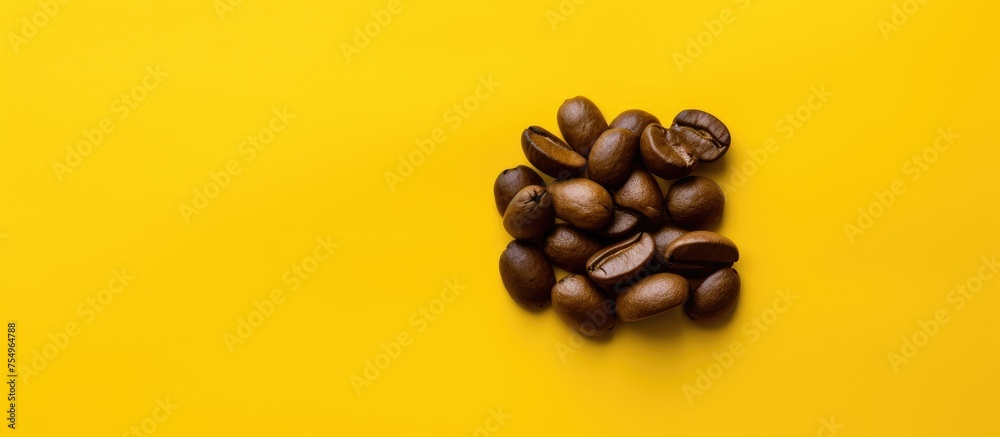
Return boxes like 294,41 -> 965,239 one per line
547,178 -> 614,231
543,224 -> 605,274
502,185 -> 555,240
613,168 -> 663,226
664,231 -> 739,277
671,109 -> 731,162
587,128 -> 638,189
586,232 -> 655,286
685,268 -> 740,323
610,109 -> 660,138
616,273 -> 689,322
557,96 -> 609,157
494,165 -> 545,216
665,176 -> 725,229
552,274 -> 616,337
651,224 -> 688,264
595,208 -> 642,239
640,123 -> 698,180
499,241 -> 555,309
521,126 -> 587,178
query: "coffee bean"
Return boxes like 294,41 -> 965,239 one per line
502,185 -> 555,240
543,224 -> 605,274
665,176 -> 725,229
616,273 -> 689,322
588,128 -> 638,189
685,268 -> 740,323
595,208 -> 642,239
557,96 -> 609,157
610,109 -> 661,138
552,274 -> 616,337
664,230 -> 739,277
494,165 -> 545,216
640,123 -> 698,180
499,241 -> 555,309
586,232 -> 655,286
651,224 -> 688,264
671,109 -> 731,162
547,178 -> 614,231
521,126 -> 587,178
613,168 -> 663,226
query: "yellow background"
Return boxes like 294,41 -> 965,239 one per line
2,0 -> 998,435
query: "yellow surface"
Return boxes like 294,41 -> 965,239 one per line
1,0 -> 998,435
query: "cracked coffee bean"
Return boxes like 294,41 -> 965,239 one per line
671,109 -> 731,162
494,165 -> 545,216
640,123 -> 698,180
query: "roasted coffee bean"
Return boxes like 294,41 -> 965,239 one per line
494,165 -> 545,216
595,208 -> 642,239
665,176 -> 725,229
640,123 -> 698,180
664,231 -> 739,277
499,241 -> 555,309
651,224 -> 688,264
671,110 -> 731,162
586,232 -> 655,286
610,109 -> 660,138
588,128 -> 638,189
552,274 -> 616,337
616,273 -> 689,322
613,168 -> 663,226
521,126 -> 587,178
547,178 -> 614,231
543,224 -> 605,274
685,268 -> 740,323
557,96 -> 609,157
502,185 -> 554,240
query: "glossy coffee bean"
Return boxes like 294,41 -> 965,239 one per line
552,274 -> 617,337
616,273 -> 689,322
664,231 -> 739,277
671,110 -> 731,162
639,123 -> 698,180
651,224 -> 688,264
494,165 -> 545,216
588,128 -> 638,189
521,126 -> 587,178
557,96 -> 609,157
499,241 -> 555,309
610,109 -> 660,138
543,224 -> 605,274
547,178 -> 614,231
685,268 -> 740,323
586,232 -> 655,286
665,176 -> 725,229
613,168 -> 663,226
502,185 -> 555,240
595,208 -> 642,239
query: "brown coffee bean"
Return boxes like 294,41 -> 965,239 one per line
616,273 -> 689,322
586,232 -> 655,286
610,109 -> 660,138
547,178 -> 614,231
651,224 -> 688,264
494,165 -> 545,216
587,128 -> 638,189
502,185 -> 554,240
639,123 -> 698,180
613,168 -> 663,226
595,208 -> 642,239
543,224 -> 604,274
557,96 -> 609,157
671,110 -> 731,162
552,274 -> 616,337
499,241 -> 555,309
521,126 -> 587,178
665,176 -> 725,229
664,231 -> 739,277
685,268 -> 740,323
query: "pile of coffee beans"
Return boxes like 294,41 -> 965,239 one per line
495,96 -> 741,337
